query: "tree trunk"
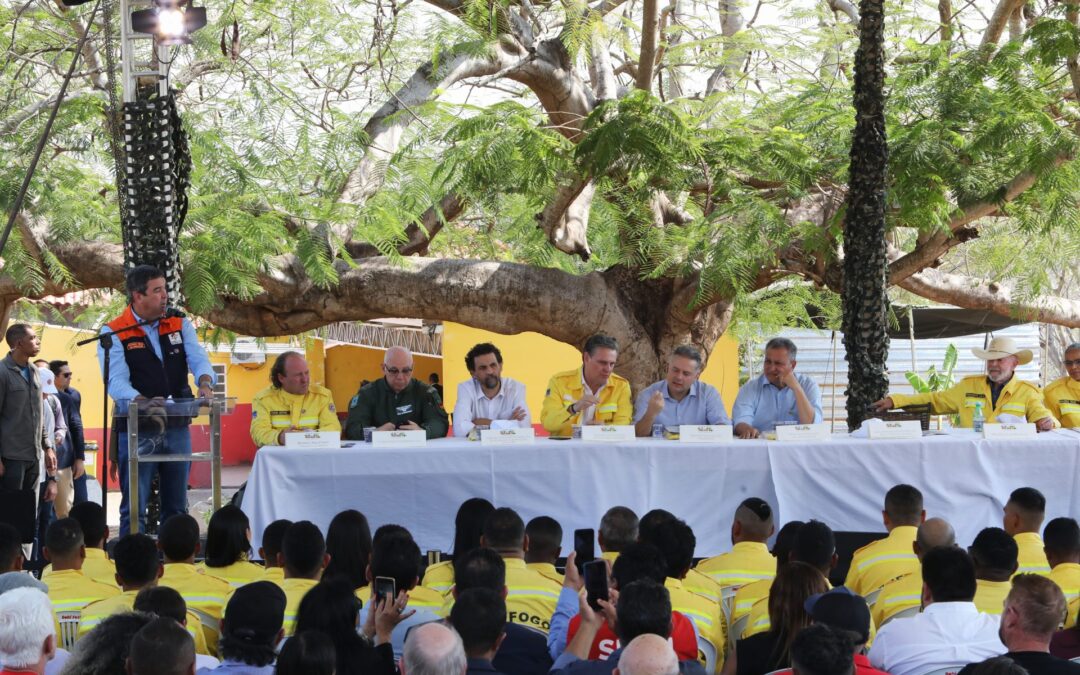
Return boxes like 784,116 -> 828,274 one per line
841,0 -> 890,429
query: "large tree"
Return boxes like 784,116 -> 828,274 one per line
2,0 -> 1080,407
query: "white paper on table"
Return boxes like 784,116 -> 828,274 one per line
372,429 -> 427,447
284,431 -> 341,449
580,425 -> 635,442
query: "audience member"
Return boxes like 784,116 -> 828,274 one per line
696,498 -> 776,591
638,509 -> 723,607
322,509 -> 373,596
540,334 -> 633,436
422,498 -> 495,595
344,346 -> 450,440
451,342 -> 531,438
0,587 -> 55,675
197,581 -> 284,674
449,587 -> 507,675
726,561 -> 829,675
63,611 -> 153,675
125,616 -> 195,675
633,344 -> 731,437
401,622 -> 467,675
0,325 -> 54,507
732,521 -> 805,628
961,657 -> 1030,675
804,587 -> 887,675
790,624 -> 855,675
971,527 -> 1020,615
132,587 -> 218,672
961,574 -> 1080,675
157,514 -> 230,649
845,484 -> 924,596
47,361 -> 83,520
871,517 -> 956,626
599,507 -> 639,563
249,351 -> 340,448
868,546 -> 1005,675
1004,488 -> 1051,576
294,576 -> 400,675
274,630 -> 336,675
40,518 -> 119,648
732,337 -> 823,438
257,519 -> 292,584
279,520 -> 328,636
1045,518 -> 1080,624
524,516 -> 564,584
196,505 -> 264,587
614,634 -> 680,675
0,522 -> 25,575
63,502 -> 116,585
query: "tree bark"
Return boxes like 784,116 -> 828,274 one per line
898,269 -> 1080,328
636,0 -> 661,92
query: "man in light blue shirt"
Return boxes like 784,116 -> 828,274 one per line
633,345 -> 730,436
732,337 -> 823,438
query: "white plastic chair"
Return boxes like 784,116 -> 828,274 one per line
56,610 -> 81,650
880,604 -> 920,626
697,635 -> 719,675
863,587 -> 883,606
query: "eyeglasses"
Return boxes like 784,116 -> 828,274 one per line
1065,360 -> 1080,367
384,367 -> 413,376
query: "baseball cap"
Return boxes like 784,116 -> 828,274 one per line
804,586 -> 871,644
222,580 -> 286,644
38,367 -> 58,395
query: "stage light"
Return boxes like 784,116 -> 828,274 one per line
131,0 -> 207,45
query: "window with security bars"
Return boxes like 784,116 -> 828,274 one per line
212,363 -> 227,397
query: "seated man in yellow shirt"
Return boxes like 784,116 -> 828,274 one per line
42,501 -> 117,586
970,527 -> 1018,615
251,351 -> 341,447
525,516 -> 565,585
872,337 -> 1055,431
158,514 -> 231,651
845,484 -> 923,597
540,334 -> 632,436
41,518 -> 120,649
871,517 -> 955,626
258,518 -> 293,585
1045,343 -> 1080,428
1046,517 -> 1080,627
696,497 -> 777,592
278,520 -> 329,635
1004,487 -> 1051,576
730,521 -> 804,631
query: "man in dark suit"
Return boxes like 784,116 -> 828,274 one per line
49,360 -> 85,516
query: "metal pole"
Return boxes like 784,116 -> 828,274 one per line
211,398 -> 222,511
127,400 -> 139,536
100,335 -> 112,516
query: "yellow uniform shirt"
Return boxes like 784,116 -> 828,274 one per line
666,577 -> 725,664
871,571 -> 922,627
731,578 -> 771,627
250,384 -> 341,447
195,560 -> 266,588
1014,532 -> 1051,576
262,566 -> 285,585
696,542 -> 775,590
974,579 -> 1011,615
407,584 -> 450,617
845,526 -> 919,596
421,560 -> 455,596
891,374 -> 1054,427
684,568 -> 724,605
1050,563 -> 1080,628
161,563 -> 231,652
601,551 -> 620,564
441,558 -> 562,633
43,548 -> 118,588
1068,597 -> 1080,630
43,569 -> 120,649
743,580 -> 876,645
282,577 -> 320,636
540,368 -> 633,436
1045,376 -> 1080,428
78,590 -> 210,654
528,562 -> 565,586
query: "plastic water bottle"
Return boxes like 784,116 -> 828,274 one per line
973,402 -> 985,433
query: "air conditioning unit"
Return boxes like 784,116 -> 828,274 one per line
230,352 -> 266,365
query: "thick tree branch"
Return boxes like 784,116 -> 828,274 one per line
345,193 -> 467,258
981,0 -> 1026,46
826,0 -> 860,23
636,0 -> 661,91
0,90 -> 103,136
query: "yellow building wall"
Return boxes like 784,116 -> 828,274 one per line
324,344 -> 443,412
440,323 -> 740,419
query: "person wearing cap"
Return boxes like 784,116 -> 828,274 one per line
1045,518 -> 1080,628
1045,342 -> 1080,428
803,588 -> 888,675
541,334 -> 633,437
844,485 -> 924,597
870,517 -> 956,627
198,581 -> 286,674
33,366 -> 66,560
696,498 -> 777,591
633,344 -> 730,437
1004,487 -> 1051,576
872,336 -> 1055,430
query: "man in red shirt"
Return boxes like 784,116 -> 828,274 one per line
0,586 -> 56,675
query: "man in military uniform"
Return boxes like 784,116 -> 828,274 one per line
872,336 -> 1055,430
1045,342 -> 1080,428
344,346 -> 449,439
250,351 -> 340,447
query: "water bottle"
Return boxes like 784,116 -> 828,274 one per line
973,402 -> 985,433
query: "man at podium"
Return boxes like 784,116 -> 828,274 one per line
251,351 -> 340,446
98,265 -> 215,535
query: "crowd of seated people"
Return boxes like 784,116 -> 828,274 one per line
5,484 -> 1080,675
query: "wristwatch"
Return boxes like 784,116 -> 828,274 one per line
45,474 -> 57,482
567,403 -> 576,415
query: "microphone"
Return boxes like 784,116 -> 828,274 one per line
164,306 -> 187,319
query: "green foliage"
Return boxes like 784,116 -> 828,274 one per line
905,343 -> 957,392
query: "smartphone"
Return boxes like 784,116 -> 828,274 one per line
583,559 -> 609,611
374,576 -> 396,604
573,528 -> 595,575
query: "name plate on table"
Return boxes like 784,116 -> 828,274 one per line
774,423 -> 831,442
284,431 -> 341,449
372,430 -> 427,447
581,425 -> 635,442
679,425 -> 734,443
867,421 -> 923,440
983,423 -> 1037,439
481,428 -> 535,445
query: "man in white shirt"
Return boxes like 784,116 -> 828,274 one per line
868,546 -> 1005,675
452,343 -> 531,437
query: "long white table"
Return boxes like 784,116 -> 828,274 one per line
241,431 -> 1080,556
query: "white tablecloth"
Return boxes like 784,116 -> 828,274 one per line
241,431 -> 1080,557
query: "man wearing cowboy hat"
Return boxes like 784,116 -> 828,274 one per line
1044,342 -> 1080,428
872,337 -> 1056,430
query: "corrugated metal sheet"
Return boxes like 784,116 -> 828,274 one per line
745,323 -> 1043,432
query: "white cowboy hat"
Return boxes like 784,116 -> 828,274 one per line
972,336 -> 1033,365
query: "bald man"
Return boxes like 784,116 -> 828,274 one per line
402,622 -> 468,675
614,635 -> 679,675
870,517 -> 956,626
345,346 -> 449,440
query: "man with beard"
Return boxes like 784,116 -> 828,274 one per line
872,337 -> 1055,430
453,343 -> 530,438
